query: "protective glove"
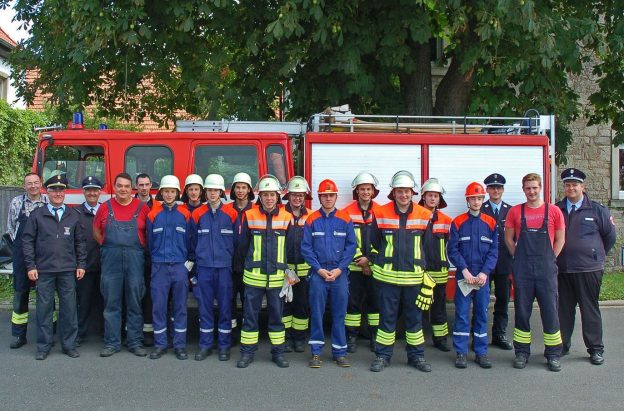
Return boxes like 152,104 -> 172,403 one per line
184,260 -> 195,272
279,269 -> 300,302
415,272 -> 436,311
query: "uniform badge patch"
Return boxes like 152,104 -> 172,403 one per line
64,227 -> 71,235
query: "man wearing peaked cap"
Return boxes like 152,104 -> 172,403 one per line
555,167 -> 615,365
560,168 -> 586,183
481,173 -> 514,350
44,174 -> 69,189
22,172 -> 86,360
72,176 -> 104,346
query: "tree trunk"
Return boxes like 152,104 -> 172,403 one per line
400,41 -> 433,118
433,56 -> 475,116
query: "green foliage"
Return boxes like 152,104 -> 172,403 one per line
0,100 -> 51,185
600,272 -> 624,301
2,0 -> 622,160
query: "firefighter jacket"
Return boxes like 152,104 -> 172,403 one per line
422,209 -> 452,284
448,212 -> 498,280
222,201 -> 255,273
190,203 -> 237,268
369,201 -> 432,286
301,208 -> 357,275
284,203 -> 311,277
241,206 -> 291,288
147,202 -> 192,264
22,205 -> 87,273
73,203 -> 101,272
555,194 -> 616,273
481,200 -> 513,274
342,200 -> 379,272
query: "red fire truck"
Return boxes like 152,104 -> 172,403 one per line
32,109 -> 556,296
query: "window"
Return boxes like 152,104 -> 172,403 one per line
0,73 -> 7,101
266,144 -> 288,186
194,145 -> 258,187
43,145 -> 105,189
125,146 -> 173,188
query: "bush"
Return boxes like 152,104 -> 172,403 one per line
0,100 -> 51,185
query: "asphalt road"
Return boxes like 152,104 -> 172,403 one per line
1,306 -> 623,411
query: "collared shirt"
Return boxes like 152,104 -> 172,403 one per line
489,200 -> 501,215
83,202 -> 101,215
566,198 -> 583,214
6,194 -> 48,240
47,203 -> 66,220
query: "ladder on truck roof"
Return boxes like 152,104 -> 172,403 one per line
175,110 -> 556,201
176,111 -> 553,136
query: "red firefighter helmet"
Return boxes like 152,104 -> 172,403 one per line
318,179 -> 339,194
465,182 -> 486,198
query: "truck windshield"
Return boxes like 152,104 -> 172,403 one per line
194,145 -> 259,187
43,145 -> 105,189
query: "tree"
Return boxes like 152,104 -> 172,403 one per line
2,0 -> 623,158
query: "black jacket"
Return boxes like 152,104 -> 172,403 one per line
556,194 -> 616,273
73,203 -> 101,272
22,205 -> 87,273
481,200 -> 513,275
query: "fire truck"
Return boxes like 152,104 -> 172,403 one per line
33,107 -> 556,218
31,108 -> 555,297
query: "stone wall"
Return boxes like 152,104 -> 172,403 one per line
559,60 -> 623,270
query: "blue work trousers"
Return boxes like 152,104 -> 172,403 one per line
453,282 -> 490,356
308,272 -> 349,357
151,263 -> 188,349
101,247 -> 145,350
197,266 -> 233,350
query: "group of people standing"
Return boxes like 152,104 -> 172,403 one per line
7,166 -> 615,372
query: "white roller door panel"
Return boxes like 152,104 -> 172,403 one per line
309,143 -> 422,210
429,145 -> 545,219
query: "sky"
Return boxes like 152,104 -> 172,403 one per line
0,1 -> 29,43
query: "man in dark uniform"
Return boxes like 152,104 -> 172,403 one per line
22,174 -> 87,360
555,168 -> 616,365
73,176 -> 103,346
7,173 -> 47,348
481,173 -> 513,350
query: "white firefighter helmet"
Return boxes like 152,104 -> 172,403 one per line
229,172 -> 255,201
418,178 -> 447,209
351,171 -> 380,200
388,170 -> 418,200
256,174 -> 282,193
283,176 -> 312,200
184,174 -> 204,189
204,174 -> 226,191
159,175 -> 181,192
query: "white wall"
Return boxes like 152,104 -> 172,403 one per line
0,56 -> 25,109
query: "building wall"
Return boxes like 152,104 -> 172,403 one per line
559,60 -> 622,270
0,57 -> 25,109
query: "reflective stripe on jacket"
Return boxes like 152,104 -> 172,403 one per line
147,202 -> 192,263
448,212 -> 498,280
422,209 -> 452,283
190,203 -> 237,268
301,208 -> 357,275
342,200 -> 379,272
284,203 -> 310,277
242,206 -> 291,288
